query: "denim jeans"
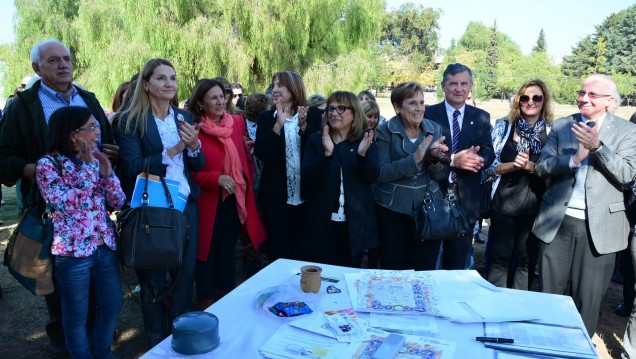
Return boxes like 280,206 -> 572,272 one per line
55,246 -> 123,359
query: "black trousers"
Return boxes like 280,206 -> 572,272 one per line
196,195 -> 240,299
136,200 -> 198,346
540,215 -> 615,337
488,212 -> 534,289
376,205 -> 467,270
260,202 -> 305,262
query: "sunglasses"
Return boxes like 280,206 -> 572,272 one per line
326,105 -> 351,115
575,90 -> 611,99
233,93 -> 243,99
519,95 -> 543,104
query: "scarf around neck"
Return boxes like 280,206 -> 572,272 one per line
516,118 -> 546,154
200,112 -> 247,224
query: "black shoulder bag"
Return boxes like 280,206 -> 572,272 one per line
116,161 -> 188,269
413,170 -> 471,241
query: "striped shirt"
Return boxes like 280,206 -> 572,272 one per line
38,81 -> 89,124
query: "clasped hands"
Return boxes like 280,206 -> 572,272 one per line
167,122 -> 202,158
415,135 -> 450,164
218,174 -> 236,194
571,121 -> 599,165
273,98 -> 309,135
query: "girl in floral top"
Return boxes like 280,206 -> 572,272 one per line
36,106 -> 125,359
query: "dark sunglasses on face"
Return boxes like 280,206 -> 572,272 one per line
326,105 -> 352,115
575,90 -> 611,99
233,93 -> 243,99
519,95 -> 543,103
519,94 -> 543,104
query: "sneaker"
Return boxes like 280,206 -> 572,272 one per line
47,339 -> 69,359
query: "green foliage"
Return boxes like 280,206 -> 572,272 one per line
532,29 -> 547,53
2,0 -> 386,104
482,22 -> 499,99
380,3 -> 441,87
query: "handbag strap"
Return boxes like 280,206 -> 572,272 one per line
120,263 -> 183,305
141,158 -> 176,209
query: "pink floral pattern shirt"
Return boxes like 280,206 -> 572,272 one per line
36,153 -> 126,258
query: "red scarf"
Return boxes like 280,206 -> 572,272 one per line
200,112 -> 247,224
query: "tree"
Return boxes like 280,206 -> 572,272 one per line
1,0 -> 386,104
380,3 -> 441,87
482,22 -> 499,99
532,29 -> 547,53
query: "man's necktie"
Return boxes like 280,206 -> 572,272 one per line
451,109 -> 461,183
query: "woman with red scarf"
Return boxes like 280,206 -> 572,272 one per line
189,79 -> 266,308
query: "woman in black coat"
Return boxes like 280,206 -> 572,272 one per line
300,91 -> 379,266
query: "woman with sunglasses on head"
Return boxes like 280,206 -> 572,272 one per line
300,91 -> 379,266
114,58 -> 205,345
484,79 -> 554,289
36,106 -> 125,359
254,71 -> 322,262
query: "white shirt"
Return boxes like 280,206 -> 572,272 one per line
276,111 -> 303,205
154,107 -> 195,197
566,114 -> 606,219
444,101 -> 466,181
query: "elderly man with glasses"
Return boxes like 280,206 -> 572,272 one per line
532,74 -> 636,338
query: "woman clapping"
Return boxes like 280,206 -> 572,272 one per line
301,91 -> 379,266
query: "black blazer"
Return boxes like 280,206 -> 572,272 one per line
114,107 -> 205,201
300,133 -> 379,261
426,102 -> 494,222
254,107 -> 323,206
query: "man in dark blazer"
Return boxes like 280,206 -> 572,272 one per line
532,74 -> 636,337
427,63 -> 494,269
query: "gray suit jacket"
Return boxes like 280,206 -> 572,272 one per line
374,115 -> 446,215
532,113 -> 636,254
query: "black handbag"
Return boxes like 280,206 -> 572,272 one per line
413,173 -> 471,241
116,164 -> 188,270
480,176 -> 494,219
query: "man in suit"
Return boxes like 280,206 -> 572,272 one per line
0,39 -> 118,357
532,74 -> 636,337
427,63 -> 494,269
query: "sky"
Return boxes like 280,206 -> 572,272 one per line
0,0 -> 633,60
387,0 -> 634,60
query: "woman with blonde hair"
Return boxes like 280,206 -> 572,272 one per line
301,91 -> 378,266
485,79 -> 554,289
114,58 -> 205,345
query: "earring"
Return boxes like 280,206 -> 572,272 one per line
145,88 -> 149,93
199,107 -> 203,111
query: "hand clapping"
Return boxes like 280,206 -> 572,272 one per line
179,122 -> 202,151
357,130 -> 374,157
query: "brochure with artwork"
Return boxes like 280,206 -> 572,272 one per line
258,323 -> 349,359
339,329 -> 456,359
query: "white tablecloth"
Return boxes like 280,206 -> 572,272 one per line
141,259 -> 589,359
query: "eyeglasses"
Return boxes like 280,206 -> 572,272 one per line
519,95 -> 543,104
576,91 -> 611,99
233,93 -> 243,99
76,124 -> 99,132
326,105 -> 352,115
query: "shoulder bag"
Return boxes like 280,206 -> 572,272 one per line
413,170 -> 471,241
116,161 -> 188,269
3,155 -> 60,296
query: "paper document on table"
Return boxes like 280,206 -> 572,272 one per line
324,308 -> 366,342
347,271 -> 442,316
369,312 -> 438,335
258,323 -> 348,359
456,292 -> 542,322
483,322 -> 598,358
340,331 -> 456,359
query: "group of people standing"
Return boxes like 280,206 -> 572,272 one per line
2,38 -> 636,359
